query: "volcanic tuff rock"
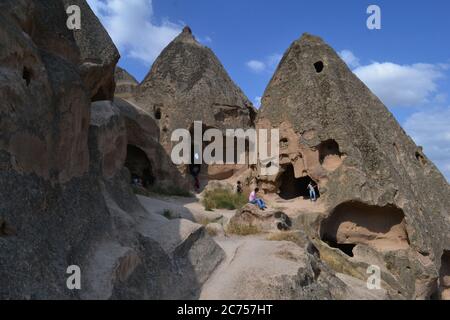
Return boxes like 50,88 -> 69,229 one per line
0,0 -> 223,299
257,33 -> 450,299
62,0 -> 120,101
1,0 -> 449,300
115,67 -> 139,100
230,204 -> 293,232
200,231 -> 389,300
113,97 -> 189,189
134,26 -> 256,150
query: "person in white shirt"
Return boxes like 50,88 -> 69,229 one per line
307,182 -> 317,202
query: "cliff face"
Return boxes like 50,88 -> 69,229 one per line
0,0 -> 223,299
257,33 -> 450,299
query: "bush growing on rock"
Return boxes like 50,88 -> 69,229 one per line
202,188 -> 248,211
226,221 -> 260,236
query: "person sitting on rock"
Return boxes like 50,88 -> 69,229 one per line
236,181 -> 243,194
307,182 -> 317,202
249,188 -> 267,210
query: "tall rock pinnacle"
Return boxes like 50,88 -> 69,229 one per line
257,33 -> 450,299
135,27 -> 256,149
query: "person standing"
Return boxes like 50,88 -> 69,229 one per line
307,182 -> 317,202
236,181 -> 243,194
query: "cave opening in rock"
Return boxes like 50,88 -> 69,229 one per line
280,137 -> 289,146
320,201 -> 409,255
0,220 -> 15,237
415,151 -> 427,166
438,250 -> 450,300
124,144 -> 155,188
322,235 -> 356,257
189,141 -> 203,174
154,108 -> 162,120
318,139 -> 343,171
188,123 -> 209,175
278,164 -> 320,200
319,140 -> 341,162
92,86 -> 108,102
314,61 -> 324,73
22,66 -> 32,86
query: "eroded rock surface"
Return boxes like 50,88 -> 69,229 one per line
230,204 -> 292,232
115,67 -> 138,100
1,0 -> 448,300
132,27 -> 256,182
0,0 -> 223,300
256,33 -> 450,299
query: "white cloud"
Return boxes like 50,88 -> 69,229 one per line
246,60 -> 266,73
339,50 -> 360,68
246,53 -> 282,73
353,62 -> 445,107
87,0 -> 182,65
404,107 -> 450,181
254,96 -> 262,108
339,50 -> 447,107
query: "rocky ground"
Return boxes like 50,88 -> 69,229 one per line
1,0 -> 448,300
137,190 -> 389,300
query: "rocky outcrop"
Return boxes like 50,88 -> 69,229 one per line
114,97 -> 189,189
1,0 -> 448,300
256,33 -> 450,299
200,231 -> 388,300
115,67 -> 138,100
0,0 -> 223,299
62,0 -> 120,101
133,27 -> 256,182
136,27 -> 255,138
89,101 -> 127,178
230,204 -> 292,232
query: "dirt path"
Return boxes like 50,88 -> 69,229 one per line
137,192 -> 331,299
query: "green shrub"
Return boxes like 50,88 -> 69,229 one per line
201,188 -> 247,211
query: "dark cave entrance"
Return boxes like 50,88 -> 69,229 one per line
322,235 -> 356,257
124,145 -> 155,188
278,164 -> 320,200
91,85 -> 110,102
154,107 -> 162,120
318,139 -> 342,163
189,140 -> 202,180
22,66 -> 32,86
314,61 -> 324,73
320,201 -> 409,256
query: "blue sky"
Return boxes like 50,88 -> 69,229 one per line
87,0 -> 450,181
